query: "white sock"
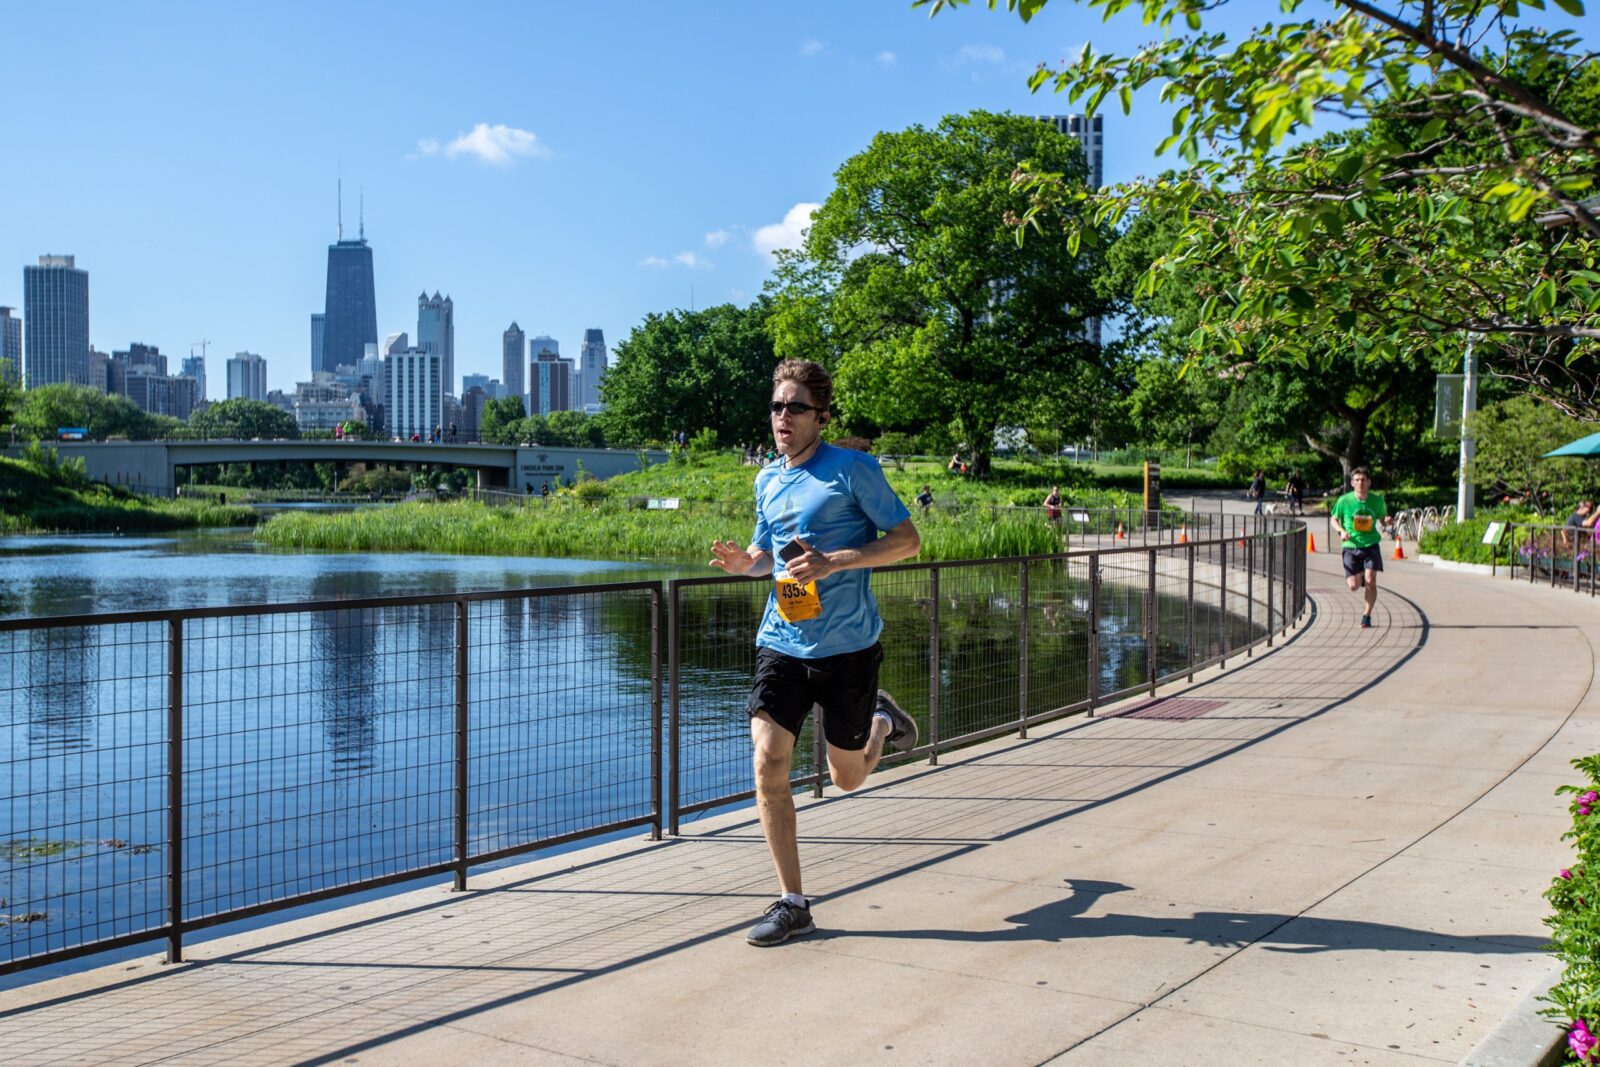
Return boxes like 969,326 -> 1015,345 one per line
874,710 -> 894,732
781,892 -> 808,909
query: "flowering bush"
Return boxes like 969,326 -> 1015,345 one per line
1544,757 -> 1600,1062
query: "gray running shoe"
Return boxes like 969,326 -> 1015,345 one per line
876,690 -> 919,754
747,898 -> 815,946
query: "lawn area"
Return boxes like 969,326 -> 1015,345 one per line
0,453 -> 257,534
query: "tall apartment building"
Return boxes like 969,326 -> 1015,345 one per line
502,322 -> 525,406
578,328 -> 607,411
310,313 -> 325,374
181,354 -> 207,402
292,371 -> 365,432
23,254 -> 89,388
385,347 -> 442,440
0,307 -> 20,385
530,347 -> 574,416
227,351 -> 268,401
417,292 -> 454,396
88,348 -> 110,393
1036,113 -> 1104,188
123,366 -> 199,420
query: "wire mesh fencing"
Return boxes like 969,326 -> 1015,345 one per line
3,520 -> 1304,975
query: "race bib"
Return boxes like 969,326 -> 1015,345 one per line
774,575 -> 822,622
1352,514 -> 1374,533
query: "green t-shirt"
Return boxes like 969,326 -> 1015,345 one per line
1332,491 -> 1387,549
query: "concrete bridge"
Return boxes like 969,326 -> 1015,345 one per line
3,440 -> 669,495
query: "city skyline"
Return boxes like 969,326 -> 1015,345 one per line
12,4 -> 1572,399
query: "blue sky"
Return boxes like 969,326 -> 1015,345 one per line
3,1 -> 1585,398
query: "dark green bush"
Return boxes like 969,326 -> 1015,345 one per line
1542,755 -> 1600,1063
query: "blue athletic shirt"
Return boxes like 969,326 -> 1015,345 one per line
750,442 -> 912,659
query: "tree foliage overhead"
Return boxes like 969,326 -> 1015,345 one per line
768,110 -> 1116,475
601,300 -> 777,448
922,0 -> 1600,413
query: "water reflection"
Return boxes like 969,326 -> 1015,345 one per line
25,626 -> 95,755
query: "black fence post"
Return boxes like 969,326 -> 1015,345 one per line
166,616 -> 184,965
1146,550 -> 1158,695
1186,542 -> 1196,682
1219,537 -> 1229,670
668,582 -> 682,835
1018,559 -> 1030,739
1246,535 -> 1256,657
453,599 -> 469,892
1087,554 -> 1101,717
1266,535 -> 1275,649
650,586 -> 663,840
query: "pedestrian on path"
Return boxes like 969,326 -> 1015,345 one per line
1330,467 -> 1388,629
1285,470 -> 1306,516
708,358 -> 923,947
1248,469 -> 1267,515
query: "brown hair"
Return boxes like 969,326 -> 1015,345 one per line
772,359 -> 832,417
1350,467 -> 1371,480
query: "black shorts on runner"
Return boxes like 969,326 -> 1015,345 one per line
1342,544 -> 1384,577
746,642 -> 884,751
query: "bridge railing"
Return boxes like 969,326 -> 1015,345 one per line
0,516 -> 1304,976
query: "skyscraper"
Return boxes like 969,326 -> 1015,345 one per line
578,328 -> 607,411
310,313 -> 325,375
417,292 -> 454,395
0,307 -> 20,386
23,254 -> 89,389
385,347 -> 442,439
1036,114 -> 1104,188
227,351 -> 268,402
181,354 -> 207,401
529,334 -> 558,358
321,193 -> 377,374
531,347 -> 574,416
502,322 -> 525,406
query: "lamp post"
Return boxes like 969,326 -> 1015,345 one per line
1457,335 -> 1477,522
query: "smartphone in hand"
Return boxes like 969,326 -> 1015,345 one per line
778,538 -> 808,564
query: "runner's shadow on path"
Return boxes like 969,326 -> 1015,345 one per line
833,879 -> 1544,955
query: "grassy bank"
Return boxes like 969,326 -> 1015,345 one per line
0,453 -> 257,534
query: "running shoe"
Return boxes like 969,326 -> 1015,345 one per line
876,690 -> 919,754
746,898 -> 814,946
1360,614 -> 1372,629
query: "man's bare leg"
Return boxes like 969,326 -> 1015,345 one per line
751,712 -> 802,894
827,715 -> 891,792
1364,569 -> 1379,615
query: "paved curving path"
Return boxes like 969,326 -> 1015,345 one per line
1,544 -> 1594,1066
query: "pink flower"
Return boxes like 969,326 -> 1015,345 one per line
1561,868 -> 1574,880
1581,805 -> 1593,817
1571,1019 -> 1597,1061
1581,791 -> 1598,805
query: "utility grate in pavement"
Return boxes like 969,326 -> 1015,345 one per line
1105,697 -> 1228,721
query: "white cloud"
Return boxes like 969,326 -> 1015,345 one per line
753,202 -> 820,262
955,44 -> 1006,65
799,38 -> 825,57
876,50 -> 897,66
704,229 -> 732,248
640,251 -> 713,270
428,123 -> 552,166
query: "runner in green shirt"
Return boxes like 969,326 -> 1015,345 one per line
1329,467 -> 1388,629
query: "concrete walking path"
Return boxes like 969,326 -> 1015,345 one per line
0,544 -> 1593,1065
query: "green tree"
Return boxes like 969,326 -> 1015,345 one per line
479,396 -> 527,444
928,1 -> 1600,412
1471,395 -> 1593,512
545,409 -> 606,447
186,397 -> 299,440
768,110 -> 1115,476
14,383 -> 160,441
602,300 -> 776,447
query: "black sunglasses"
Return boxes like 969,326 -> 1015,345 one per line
769,400 -> 822,416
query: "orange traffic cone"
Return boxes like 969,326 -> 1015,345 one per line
1307,530 -> 1317,553
1392,534 -> 1405,560
1177,524 -> 1189,544
1115,522 -> 1126,540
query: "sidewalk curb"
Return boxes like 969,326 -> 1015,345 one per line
1460,962 -> 1566,1067
1416,553 -> 1497,575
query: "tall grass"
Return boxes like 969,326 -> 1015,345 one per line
257,497 -> 1068,562
0,456 -> 257,533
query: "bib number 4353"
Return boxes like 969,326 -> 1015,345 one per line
774,576 -> 822,622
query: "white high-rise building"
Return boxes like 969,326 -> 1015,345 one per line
417,292 -> 454,396
1036,113 -> 1103,188
385,347 -> 442,440
578,328 -> 607,412
226,351 -> 268,402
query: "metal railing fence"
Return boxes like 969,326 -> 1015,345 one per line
2,515 -> 1304,976
1496,520 -> 1600,594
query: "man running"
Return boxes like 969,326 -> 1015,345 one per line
709,359 -> 922,947
1329,467 -> 1388,629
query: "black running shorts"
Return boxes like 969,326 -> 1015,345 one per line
1341,544 -> 1384,577
746,642 -> 884,751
